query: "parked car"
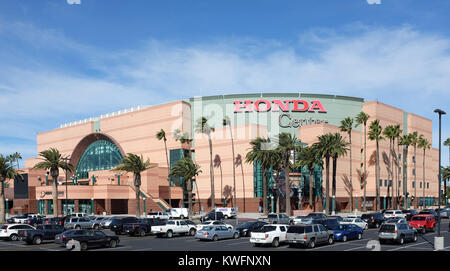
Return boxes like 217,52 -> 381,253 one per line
196,221 -> 234,231
236,221 -> 268,237
215,208 -> 237,219
19,224 -> 65,245
384,210 -> 407,219
109,216 -> 139,235
250,224 -> 288,247
291,216 -> 307,224
378,222 -> 418,245
333,224 -> 364,242
384,217 -> 407,224
89,216 -> 107,224
151,219 -> 196,237
328,216 -> 344,222
260,213 -> 294,225
64,217 -> 101,230
12,213 -> 36,224
409,214 -> 436,234
55,230 -> 120,250
123,218 -> 166,237
43,217 -> 65,226
69,213 -> 89,218
435,208 -> 450,219
147,211 -> 170,220
168,208 -> 189,219
361,213 -> 386,228
200,211 -> 225,222
419,209 -> 440,221
195,225 -> 240,241
24,216 -> 45,227
100,217 -> 113,229
286,224 -> 334,248
0,224 -> 36,241
401,209 -> 418,221
340,217 -> 368,230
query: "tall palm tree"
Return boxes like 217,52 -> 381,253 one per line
277,132 -> 302,216
169,158 -> 202,218
330,133 -> 349,214
223,117 -> 237,209
113,153 -> 153,217
383,125 -> 396,209
398,134 -> 412,208
33,148 -> 74,217
0,155 -> 23,224
246,137 -> 281,215
313,133 -> 334,214
213,155 -> 224,206
355,111 -> 370,211
391,125 -> 402,209
368,120 -> 384,211
9,152 -> 22,170
443,166 -> 450,203
443,138 -> 450,203
235,154 -> 246,212
418,135 -> 431,209
409,131 -> 419,209
195,117 -> 216,210
297,145 -> 323,210
156,129 -> 171,207
340,117 -> 354,211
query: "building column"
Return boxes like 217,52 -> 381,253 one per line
105,199 -> 112,215
74,200 -> 79,213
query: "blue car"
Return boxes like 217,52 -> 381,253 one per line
195,225 -> 240,241
333,224 -> 363,242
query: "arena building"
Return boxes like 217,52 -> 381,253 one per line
4,93 -> 441,215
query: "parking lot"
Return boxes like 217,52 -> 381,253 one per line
1,218 -> 449,251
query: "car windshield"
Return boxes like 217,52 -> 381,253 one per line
337,225 -> 350,231
411,217 -> 426,221
268,214 -> 277,219
287,226 -> 305,233
202,226 -> 214,231
380,224 -> 396,233
342,219 -> 353,222
239,222 -> 255,228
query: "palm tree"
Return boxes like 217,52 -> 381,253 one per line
213,155 -> 224,207
0,155 -> 23,224
330,133 -> 349,214
340,117 -> 354,211
418,135 -> 431,209
9,152 -> 22,169
195,117 -> 216,210
355,111 -> 370,211
223,116 -> 237,209
246,137 -> 281,215
443,166 -> 450,203
383,125 -> 396,209
277,132 -> 302,216
313,133 -> 334,214
398,134 -> 412,208
391,125 -> 402,209
156,129 -> 171,207
33,148 -> 74,217
368,120 -> 384,211
443,138 -> 450,203
169,158 -> 202,218
409,131 -> 419,209
235,154 -> 246,212
113,153 -> 153,217
297,145 -> 323,210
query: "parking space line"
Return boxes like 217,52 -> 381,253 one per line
227,240 -> 252,246
386,241 -> 429,251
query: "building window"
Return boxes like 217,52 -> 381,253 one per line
399,181 -> 401,188
412,156 -> 415,163
379,179 -> 383,187
412,169 -> 416,176
384,180 -> 387,187
420,182 -> 422,188
389,180 -> 392,187
412,182 -> 415,188
76,140 -> 123,179
427,183 -> 429,189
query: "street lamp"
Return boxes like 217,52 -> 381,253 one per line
5,198 -> 8,218
434,108 -> 446,250
61,157 -> 71,215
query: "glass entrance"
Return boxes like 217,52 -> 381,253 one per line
62,200 -> 75,215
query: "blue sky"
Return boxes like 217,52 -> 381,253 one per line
0,0 -> 449,167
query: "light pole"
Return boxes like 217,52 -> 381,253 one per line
434,108 -> 446,250
5,198 -> 8,218
61,157 -> 71,215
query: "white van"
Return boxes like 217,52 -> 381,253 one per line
168,208 -> 189,219
215,208 -> 237,219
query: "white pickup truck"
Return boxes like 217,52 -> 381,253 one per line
249,224 -> 288,247
147,211 -> 170,220
151,220 -> 196,238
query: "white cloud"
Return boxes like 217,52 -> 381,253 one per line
67,0 -> 81,5
367,0 -> 381,4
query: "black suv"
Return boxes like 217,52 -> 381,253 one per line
401,209 -> 418,221
361,213 -> 385,228
200,211 -> 225,222
236,221 -> 268,237
109,216 -> 139,235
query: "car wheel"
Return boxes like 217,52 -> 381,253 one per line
422,228 -> 426,234
328,236 -> 334,245
375,223 -> 380,228
413,234 -> 417,242
10,234 -> 19,241
432,225 -> 436,232
357,233 -> 362,240
364,225 -> 368,230
115,231 -> 121,235
166,231 -> 173,238
109,240 -> 117,248
213,235 -> 218,241
33,236 -> 42,245
246,231 -> 251,237
139,229 -> 146,237
180,215 -> 185,219
398,236 -> 404,245
342,235 -> 347,242
80,242 -> 88,251
94,225 -> 99,230
75,225 -> 81,230
189,229 -> 196,236
308,239 -> 316,248
271,238 -> 280,247
233,232 -> 239,239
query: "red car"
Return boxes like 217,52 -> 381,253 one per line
408,214 -> 435,234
